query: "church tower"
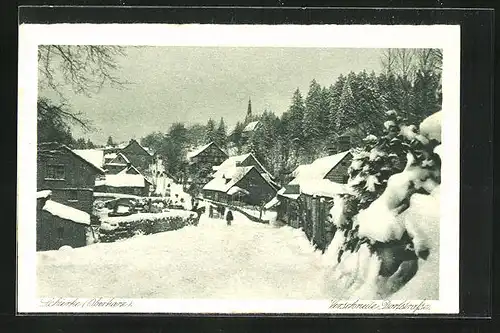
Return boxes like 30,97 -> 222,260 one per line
245,97 -> 252,124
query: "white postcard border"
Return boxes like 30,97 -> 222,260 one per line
17,23 -> 460,314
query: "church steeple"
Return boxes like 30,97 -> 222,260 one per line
245,97 -> 252,124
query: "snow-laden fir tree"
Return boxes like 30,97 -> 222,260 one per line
324,109 -> 442,299
215,117 -> 227,149
303,79 -> 323,145
335,75 -> 358,133
288,88 -> 306,146
332,110 -> 441,262
205,118 -> 216,144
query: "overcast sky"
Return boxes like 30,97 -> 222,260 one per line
41,46 -> 384,145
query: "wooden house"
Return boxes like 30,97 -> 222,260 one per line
37,142 -> 105,214
103,152 -> 131,174
202,165 -> 277,206
211,153 -> 280,190
242,121 -> 260,138
271,150 -> 353,251
36,190 -> 92,251
95,165 -> 152,196
186,142 -> 228,188
119,139 -> 154,173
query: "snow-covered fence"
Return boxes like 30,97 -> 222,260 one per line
99,210 -> 199,243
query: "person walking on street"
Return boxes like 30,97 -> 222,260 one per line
226,210 -> 234,226
209,205 -> 214,218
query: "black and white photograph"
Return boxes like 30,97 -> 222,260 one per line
17,23 -> 460,314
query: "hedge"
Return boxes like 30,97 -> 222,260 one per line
99,210 -> 199,243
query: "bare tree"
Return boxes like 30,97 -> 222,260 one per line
38,45 -> 127,97
381,49 -> 396,75
38,45 -> 128,131
414,48 -> 443,75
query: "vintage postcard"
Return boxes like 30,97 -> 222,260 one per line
17,23 -> 460,314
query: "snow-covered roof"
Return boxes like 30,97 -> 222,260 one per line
291,164 -> 309,179
73,149 -> 105,169
123,139 -> 154,157
299,179 -> 353,197
243,121 -> 259,132
42,200 -> 90,225
227,186 -> 250,196
118,164 -> 141,175
104,152 -> 117,160
290,151 -> 350,185
36,190 -> 52,199
38,143 -> 105,174
225,145 -> 239,156
212,153 -> 250,175
114,152 -> 130,164
104,162 -> 127,167
280,151 -> 351,198
213,153 -> 274,180
97,173 -> 149,188
104,142 -> 128,151
264,197 -> 280,209
203,166 -> 254,193
186,142 -> 213,159
276,187 -> 300,200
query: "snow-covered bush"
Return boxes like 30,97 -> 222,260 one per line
99,210 -> 199,243
325,110 -> 442,299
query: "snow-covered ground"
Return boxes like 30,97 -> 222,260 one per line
37,210 -> 326,299
237,206 -> 277,222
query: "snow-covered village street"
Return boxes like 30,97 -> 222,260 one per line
37,209 -> 328,299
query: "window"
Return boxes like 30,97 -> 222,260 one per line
45,164 -> 65,180
68,190 -> 78,202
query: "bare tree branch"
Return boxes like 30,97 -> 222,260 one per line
38,45 -> 128,130
38,45 -> 128,99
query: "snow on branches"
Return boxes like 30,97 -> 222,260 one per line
326,109 -> 442,298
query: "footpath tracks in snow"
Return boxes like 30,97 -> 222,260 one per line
37,209 -> 327,299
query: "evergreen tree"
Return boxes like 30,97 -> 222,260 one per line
328,74 -> 346,136
86,139 -> 95,149
215,117 -> 227,148
303,79 -> 323,146
335,109 -> 441,262
205,118 -> 217,143
411,68 -> 442,124
348,110 -> 409,211
107,136 -> 115,147
160,123 -> 188,179
335,75 -> 358,134
229,121 -> 245,153
319,87 -> 333,138
352,70 -> 385,138
185,124 -> 208,148
286,88 -> 304,145
74,137 -> 87,149
378,72 -> 400,113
